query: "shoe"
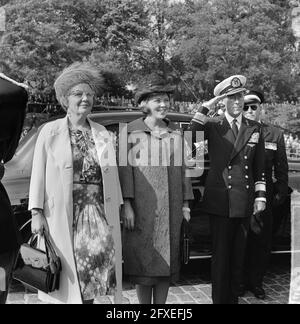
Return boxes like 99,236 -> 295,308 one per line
249,286 -> 266,300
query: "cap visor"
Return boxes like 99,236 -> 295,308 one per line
225,88 -> 247,97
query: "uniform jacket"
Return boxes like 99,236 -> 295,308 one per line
261,123 -> 288,206
28,116 -> 123,304
189,110 -> 266,218
0,77 -> 27,254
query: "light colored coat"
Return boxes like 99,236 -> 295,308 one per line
28,116 -> 123,304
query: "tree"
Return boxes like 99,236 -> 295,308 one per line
0,0 -> 148,95
169,0 -> 300,101
0,0 -> 298,103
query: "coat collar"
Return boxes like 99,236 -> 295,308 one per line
49,115 -> 111,170
224,111 -> 243,129
127,117 -> 181,134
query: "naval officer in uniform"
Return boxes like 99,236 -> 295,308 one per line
188,76 -> 267,304
242,91 -> 288,300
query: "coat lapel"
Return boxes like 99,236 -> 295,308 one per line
216,116 -> 236,145
52,117 -> 73,170
49,117 -> 74,232
262,123 -> 271,141
88,118 -> 112,167
230,117 -> 256,161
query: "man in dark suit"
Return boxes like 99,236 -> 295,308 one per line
242,91 -> 289,300
0,73 -> 28,304
188,75 -> 266,304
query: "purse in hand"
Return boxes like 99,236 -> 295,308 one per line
13,232 -> 61,294
180,219 -> 191,266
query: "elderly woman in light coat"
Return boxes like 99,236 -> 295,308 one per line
29,63 -> 123,304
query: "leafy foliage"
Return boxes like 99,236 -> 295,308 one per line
0,0 -> 299,103
0,0 -> 148,95
170,0 -> 299,101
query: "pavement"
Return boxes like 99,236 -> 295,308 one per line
7,256 -> 291,305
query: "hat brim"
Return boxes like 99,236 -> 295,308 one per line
225,87 -> 247,97
135,86 -> 175,105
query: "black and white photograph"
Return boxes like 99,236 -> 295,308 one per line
0,0 -> 300,308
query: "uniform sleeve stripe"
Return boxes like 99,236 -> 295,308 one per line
193,113 -> 207,125
255,183 -> 266,192
192,118 -> 204,125
255,197 -> 267,203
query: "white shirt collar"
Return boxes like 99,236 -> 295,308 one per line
225,111 -> 243,129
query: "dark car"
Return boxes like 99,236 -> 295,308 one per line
2,110 -> 297,259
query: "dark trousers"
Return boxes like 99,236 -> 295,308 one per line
210,215 -> 250,304
0,250 -> 17,304
245,208 -> 273,288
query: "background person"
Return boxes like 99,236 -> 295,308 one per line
0,74 -> 28,304
188,75 -> 267,304
242,90 -> 289,300
29,62 -> 123,304
119,75 -> 194,304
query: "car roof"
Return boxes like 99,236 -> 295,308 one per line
88,111 -> 193,126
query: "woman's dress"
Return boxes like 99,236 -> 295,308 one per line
70,127 -> 116,301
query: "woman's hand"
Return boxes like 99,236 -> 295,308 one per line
254,200 -> 266,215
183,202 -> 191,222
122,200 -> 135,231
31,209 -> 49,236
183,210 -> 191,223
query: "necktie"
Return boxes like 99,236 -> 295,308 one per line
232,119 -> 239,139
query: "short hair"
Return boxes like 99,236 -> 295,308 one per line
54,62 -> 104,111
139,92 -> 171,115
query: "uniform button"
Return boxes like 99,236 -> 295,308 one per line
246,185 -> 250,189
244,156 -> 248,160
106,197 -> 111,203
228,176 -> 232,179
229,166 -> 232,170
104,167 -> 109,173
228,186 -> 232,189
245,175 -> 249,179
245,166 -> 249,170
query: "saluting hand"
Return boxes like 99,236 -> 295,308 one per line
201,94 -> 228,111
122,199 -> 135,231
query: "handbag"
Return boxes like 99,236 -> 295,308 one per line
180,219 -> 191,265
13,232 -> 61,294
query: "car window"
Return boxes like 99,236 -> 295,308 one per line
179,122 -> 190,131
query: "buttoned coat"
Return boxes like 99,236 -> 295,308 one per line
28,116 -> 123,304
189,114 -> 266,218
119,118 -> 194,281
